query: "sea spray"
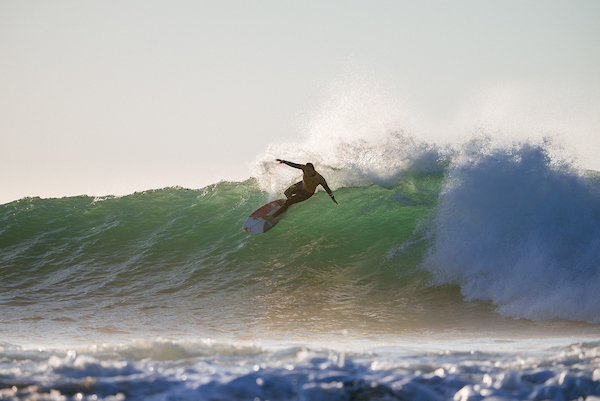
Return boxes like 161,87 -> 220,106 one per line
250,69 -> 446,195
252,130 -> 447,198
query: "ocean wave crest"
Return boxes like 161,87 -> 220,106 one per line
423,141 -> 600,322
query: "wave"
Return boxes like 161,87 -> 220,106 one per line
0,168 -> 443,343
422,141 -> 600,322
1,138 -> 599,336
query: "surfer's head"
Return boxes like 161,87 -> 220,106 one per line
305,163 -> 316,175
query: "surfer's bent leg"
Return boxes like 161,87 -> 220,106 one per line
272,185 -> 313,218
284,181 -> 303,199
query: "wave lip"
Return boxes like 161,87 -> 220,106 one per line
423,142 -> 600,322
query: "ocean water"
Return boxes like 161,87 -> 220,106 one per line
2,138 -> 600,400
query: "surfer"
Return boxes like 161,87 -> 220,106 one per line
263,159 -> 337,222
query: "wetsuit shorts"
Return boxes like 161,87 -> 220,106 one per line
273,181 -> 313,217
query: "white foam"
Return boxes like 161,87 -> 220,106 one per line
423,141 -> 600,322
3,339 -> 600,401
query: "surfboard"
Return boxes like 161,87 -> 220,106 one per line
243,199 -> 286,235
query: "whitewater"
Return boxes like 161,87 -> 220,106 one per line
2,80 -> 600,399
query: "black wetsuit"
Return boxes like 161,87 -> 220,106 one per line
272,181 -> 314,218
270,160 -> 336,219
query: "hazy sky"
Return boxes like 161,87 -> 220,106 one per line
1,1 -> 599,204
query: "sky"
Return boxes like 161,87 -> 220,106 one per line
1,1 -> 599,204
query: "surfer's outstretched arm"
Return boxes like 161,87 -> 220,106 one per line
276,159 -> 304,169
320,180 -> 338,204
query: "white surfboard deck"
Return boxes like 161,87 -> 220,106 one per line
242,199 -> 286,235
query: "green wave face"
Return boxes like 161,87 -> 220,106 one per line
0,171 -> 448,340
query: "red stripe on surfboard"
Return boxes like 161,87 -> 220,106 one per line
250,199 -> 285,218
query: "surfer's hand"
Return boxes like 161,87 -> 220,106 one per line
276,159 -> 284,163
330,194 -> 338,204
